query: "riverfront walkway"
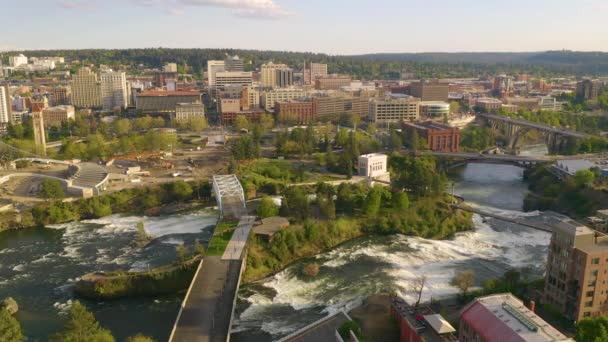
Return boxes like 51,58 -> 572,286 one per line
453,203 -> 552,232
222,216 -> 255,260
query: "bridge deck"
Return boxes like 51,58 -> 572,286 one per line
478,113 -> 589,138
453,204 -> 552,232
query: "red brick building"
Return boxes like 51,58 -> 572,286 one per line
221,109 -> 265,126
275,100 -> 314,124
390,295 -> 456,342
403,121 -> 460,152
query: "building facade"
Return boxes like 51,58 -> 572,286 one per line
420,101 -> 450,117
544,219 -> 608,321
261,88 -> 306,110
32,112 -> 46,155
358,153 -> 388,178
0,85 -> 11,125
274,100 -> 314,124
207,60 -> 225,87
71,67 -> 102,108
403,121 -> 460,152
577,79 -> 603,101
224,55 -> 244,72
136,91 -> 202,114
304,62 -> 328,84
315,76 -> 352,90
409,80 -> 449,101
475,97 -> 503,112
312,95 -> 370,120
100,71 -> 128,111
42,105 -> 75,128
369,96 -> 420,123
214,71 -> 253,88
261,62 -> 289,88
9,54 -> 28,67
276,68 -> 294,88
174,102 -> 205,122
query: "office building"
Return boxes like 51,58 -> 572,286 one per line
154,71 -> 178,88
214,71 -> 253,88
32,112 -> 46,155
100,71 -> 128,111
219,98 -> 241,114
276,68 -> 294,88
207,60 -> 226,86
242,86 -> 260,109
304,62 -> 328,84
49,86 -> 71,106
136,91 -> 201,114
539,96 -> 565,111
460,293 -> 573,342
71,67 -> 102,108
315,76 -> 352,90
274,100 -> 314,124
0,85 -> 11,125
475,97 -> 503,112
312,95 -> 370,120
409,80 -> 449,101
9,54 -> 28,67
163,63 -> 178,73
403,121 -> 460,152
261,62 -> 289,88
42,105 -> 75,128
174,102 -> 205,122
221,109 -> 266,126
261,88 -> 306,110
224,55 -> 244,72
544,219 -> 608,321
577,79 -> 603,101
419,101 -> 450,118
369,95 -> 420,123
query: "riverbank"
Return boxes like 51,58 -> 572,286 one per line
0,179 -> 214,233
74,255 -> 203,300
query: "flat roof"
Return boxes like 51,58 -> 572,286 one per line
138,91 -> 201,96
423,314 -> 456,334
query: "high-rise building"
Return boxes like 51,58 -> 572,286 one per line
276,69 -> 294,88
544,219 -> 608,321
369,95 -> 420,123
261,62 -> 289,88
32,112 -> 46,155
409,80 -> 449,101
214,72 -> 253,88
100,71 -> 128,111
42,105 -> 75,128
304,62 -> 328,84
224,55 -> 244,72
71,67 -> 102,108
207,60 -> 225,86
49,86 -> 71,106
9,54 -> 28,67
0,85 -> 11,124
576,79 -> 603,101
460,293 -> 573,342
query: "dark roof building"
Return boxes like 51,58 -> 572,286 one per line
135,91 -> 201,114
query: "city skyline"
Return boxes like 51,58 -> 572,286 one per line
1,0 -> 607,54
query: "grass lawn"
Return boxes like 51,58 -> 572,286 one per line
206,221 -> 239,256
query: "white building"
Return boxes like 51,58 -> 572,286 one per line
358,153 -> 388,178
163,63 -> 178,73
0,86 -> 10,124
207,60 -> 225,86
261,88 -> 306,110
539,96 -> 565,112
100,71 -> 128,111
369,95 -> 420,123
175,102 -> 205,122
261,62 -> 289,88
420,101 -> 450,117
9,54 -> 28,67
214,71 -> 253,88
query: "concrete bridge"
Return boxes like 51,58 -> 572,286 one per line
477,113 -> 591,154
427,151 -> 552,169
452,203 -> 552,232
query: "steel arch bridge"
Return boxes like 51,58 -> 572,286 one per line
212,174 -> 246,218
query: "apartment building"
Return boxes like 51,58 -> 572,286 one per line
71,67 -> 102,108
48,86 -> 71,106
9,54 -> 28,67
261,62 -> 289,88
315,76 -> 352,90
312,95 -> 370,120
276,68 -> 294,88
544,219 -> 608,321
577,79 -> 603,101
154,71 -> 178,88
261,88 -> 306,110
369,96 -> 420,123
409,80 -> 449,101
42,105 -> 75,128
274,100 -> 314,124
304,62 -> 328,84
100,71 -> 128,111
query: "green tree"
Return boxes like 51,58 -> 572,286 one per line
392,191 -> 410,211
0,309 -> 24,342
113,118 -> 131,137
188,116 -> 208,133
576,316 -> 608,342
127,334 -> 156,342
52,301 -> 115,342
257,196 -> 279,218
235,115 -> 250,131
260,113 -> 275,131
574,169 -> 596,188
41,179 -> 65,201
175,244 -> 190,263
168,180 -> 193,201
363,187 -> 382,217
450,270 -> 475,296
389,130 -> 402,151
367,123 -> 377,135
449,101 -> 460,114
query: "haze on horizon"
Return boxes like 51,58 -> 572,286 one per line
1,0 -> 607,55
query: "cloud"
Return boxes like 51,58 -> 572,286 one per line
55,0 -> 292,19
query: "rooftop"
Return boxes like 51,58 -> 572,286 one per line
253,216 -> 289,237
460,293 -> 573,342
554,218 -> 595,236
138,91 -> 201,96
391,296 -> 457,341
405,121 -> 456,131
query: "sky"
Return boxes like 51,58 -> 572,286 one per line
1,0 -> 607,55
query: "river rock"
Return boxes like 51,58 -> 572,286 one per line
1,297 -> 18,315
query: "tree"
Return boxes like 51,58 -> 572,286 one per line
406,128 -> 419,150
168,180 -> 193,201
411,275 -> 427,307
363,187 -> 382,217
366,123 -> 377,135
574,169 -> 596,188
0,309 -> 23,342
193,240 -> 206,255
41,179 -> 65,201
576,316 -> 608,342
186,116 -> 208,133
260,113 -> 275,131
52,301 -> 115,342
449,101 -> 460,114
450,270 -> 475,297
113,118 -> 131,137
348,114 -> 361,130
127,334 -> 156,342
392,191 -> 410,211
235,115 -> 250,131
175,244 -> 190,263
257,196 -> 279,218
389,130 -> 402,151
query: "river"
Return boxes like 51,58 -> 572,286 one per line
230,162 -> 552,341
0,209 -> 218,341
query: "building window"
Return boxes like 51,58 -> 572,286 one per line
592,258 -> 600,264
585,301 -> 593,307
589,280 -> 597,286
592,270 -> 599,276
584,312 -> 591,317
587,291 -> 595,297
